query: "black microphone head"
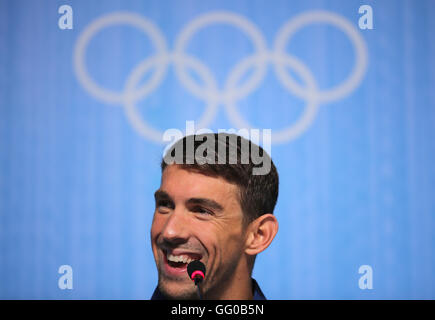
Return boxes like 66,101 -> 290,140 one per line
187,260 -> 206,282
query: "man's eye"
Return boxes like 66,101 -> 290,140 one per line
192,206 -> 213,215
156,200 -> 172,210
156,200 -> 168,207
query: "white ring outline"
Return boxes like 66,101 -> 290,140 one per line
124,54 -> 220,143
173,11 -> 268,102
274,10 -> 368,103
74,12 -> 168,105
224,53 -> 319,144
73,10 -> 368,144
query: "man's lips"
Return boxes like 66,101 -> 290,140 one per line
160,248 -> 204,278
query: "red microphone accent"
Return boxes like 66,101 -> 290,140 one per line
191,270 -> 205,280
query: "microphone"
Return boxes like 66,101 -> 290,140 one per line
187,260 -> 206,299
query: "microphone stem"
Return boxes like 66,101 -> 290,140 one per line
196,283 -> 202,300
195,278 -> 203,300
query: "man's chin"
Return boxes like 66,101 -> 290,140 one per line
158,278 -> 198,300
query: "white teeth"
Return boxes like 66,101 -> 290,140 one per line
167,253 -> 195,264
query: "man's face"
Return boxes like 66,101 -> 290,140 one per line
151,165 -> 248,299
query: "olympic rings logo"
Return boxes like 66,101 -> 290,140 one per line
73,10 -> 368,144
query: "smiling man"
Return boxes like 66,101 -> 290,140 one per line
150,133 -> 279,300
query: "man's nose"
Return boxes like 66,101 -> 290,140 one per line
161,209 -> 190,245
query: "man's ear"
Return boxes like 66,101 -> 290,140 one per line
245,214 -> 278,256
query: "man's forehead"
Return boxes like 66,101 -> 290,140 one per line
160,165 -> 239,204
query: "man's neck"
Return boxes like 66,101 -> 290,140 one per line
204,263 -> 253,300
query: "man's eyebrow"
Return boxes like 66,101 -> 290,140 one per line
154,191 -> 223,211
154,190 -> 172,201
186,198 -> 224,212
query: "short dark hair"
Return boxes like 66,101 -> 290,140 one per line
161,133 -> 279,223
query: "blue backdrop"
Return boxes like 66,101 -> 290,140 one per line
1,0 -> 434,299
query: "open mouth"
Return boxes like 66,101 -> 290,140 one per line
162,249 -> 202,273
167,260 -> 188,268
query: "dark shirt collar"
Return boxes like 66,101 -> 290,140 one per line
251,278 -> 266,300
151,278 -> 266,300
